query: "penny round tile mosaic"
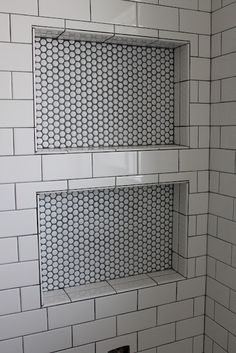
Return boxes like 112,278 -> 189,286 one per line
38,184 -> 174,291
34,37 -> 175,150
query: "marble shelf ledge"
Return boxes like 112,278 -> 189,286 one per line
36,144 -> 189,155
42,270 -> 185,307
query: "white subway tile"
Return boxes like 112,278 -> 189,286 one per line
190,104 -> 210,125
16,180 -> 67,209
0,289 -> 20,315
199,35 -> 211,58
179,149 -> 209,171
205,317 -> 227,350
138,150 -> 178,174
0,209 -> 37,237
43,289 -> 70,307
0,0 -> 37,14
11,15 -> 64,43
0,238 -> 18,264
0,129 -> 13,155
212,33 -> 221,58
96,333 -> 137,353
14,128 -> 35,155
209,193 -> 234,219
197,171 -> 209,192
215,303 -> 236,336
91,0 -> 136,26
42,154 -> 92,180
21,286 -> 41,311
180,9 -> 210,34
191,58 -> 210,80
210,149 -> 235,173
218,218 -> 236,245
222,77 -> 236,101
0,43 -> 32,71
19,235 -> 38,261
198,0 -> 211,11
211,81 -> 221,104
139,283 -> 176,309
207,277 -> 230,307
212,52 -> 236,80
0,72 -> 11,98
230,290 -> 236,313
0,184 -> 15,211
69,177 -> 115,190
39,0 -> 90,21
189,193 -> 208,214
229,334 -> 236,353
212,0 -> 222,11
0,101 -> 33,128
209,235 -> 232,264
0,261 -> 39,290
216,261 -> 236,291
138,4 -> 178,30
117,308 -> 156,335
117,174 -> 159,187
0,309 -> 47,341
188,235 -> 207,257
48,300 -> 94,329
221,126 -> 236,149
0,13 -> 10,41
222,27 -> 236,54
176,316 -> 204,340
73,317 -> 116,346
212,1 -> 236,34
194,296 -> 205,316
158,299 -> 193,325
199,82 -> 210,103
24,327 -> 71,353
160,31 -> 198,56
96,291 -> 137,319
159,0 -> 197,9
66,19 -> 113,33
93,152 -> 137,177
54,344 -> 95,353
177,277 -> 205,300
212,102 -> 236,125
12,73 -> 33,99
0,338 -> 23,353
157,338 -> 192,353
138,323 -> 175,351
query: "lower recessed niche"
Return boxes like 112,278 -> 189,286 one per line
38,184 -> 177,292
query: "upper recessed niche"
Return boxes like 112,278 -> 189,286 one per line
33,28 -> 190,151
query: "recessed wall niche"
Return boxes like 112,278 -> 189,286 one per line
37,182 -> 188,298
33,28 -> 190,151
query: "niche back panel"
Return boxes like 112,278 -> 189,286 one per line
34,37 -> 175,150
38,184 -> 174,291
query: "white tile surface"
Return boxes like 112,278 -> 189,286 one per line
212,1 -> 236,34
180,9 -> 210,34
48,300 -> 94,329
139,283 -> 176,309
96,291 -> 137,319
207,277 -> 230,307
0,43 -> 32,71
0,309 -> 47,341
158,299 -> 193,324
138,150 -> 178,174
176,316 -> 204,339
24,327 -> 71,353
65,282 -> 115,301
157,338 -> 192,353
109,274 -> 156,293
73,317 -> 116,346
21,286 -> 41,310
0,184 -> 15,211
42,154 -> 92,180
179,149 -> 209,171
93,152 -> 137,177
14,128 -> 35,155
91,0 -> 136,26
0,101 -> 33,128
12,72 -> 33,99
205,317 -> 228,350
222,77 -> 236,101
0,289 -> 20,316
208,235 -> 232,264
68,177 -> 115,190
39,0 -> 90,21
138,323 -> 175,351
0,338 -> 23,353
0,261 -> 39,290
0,72 -> 11,98
0,238 -> 18,264
151,272 -> 185,284
177,277 -> 205,300
0,129 -> 13,155
0,209 -> 37,237
159,0 -> 198,9
18,235 -> 38,261
138,4 -> 178,30
117,308 -> 156,335
0,0 -> 37,15
96,333 -> 137,353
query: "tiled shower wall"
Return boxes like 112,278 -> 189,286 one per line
205,1 -> 236,353
0,1 -> 211,353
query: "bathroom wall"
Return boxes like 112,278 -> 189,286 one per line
0,1 -> 211,352
205,1 -> 236,353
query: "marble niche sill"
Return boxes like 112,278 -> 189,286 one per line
42,269 -> 185,307
36,144 -> 189,155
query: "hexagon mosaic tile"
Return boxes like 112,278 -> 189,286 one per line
34,37 -> 175,150
38,184 -> 174,291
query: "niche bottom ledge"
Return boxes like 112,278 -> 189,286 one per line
42,269 -> 185,307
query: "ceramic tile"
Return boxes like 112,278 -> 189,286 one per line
151,272 -> 185,284
43,289 -> 70,307
65,282 -> 115,301
109,274 -> 157,293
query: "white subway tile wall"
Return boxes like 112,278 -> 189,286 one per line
3,1 -> 236,353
